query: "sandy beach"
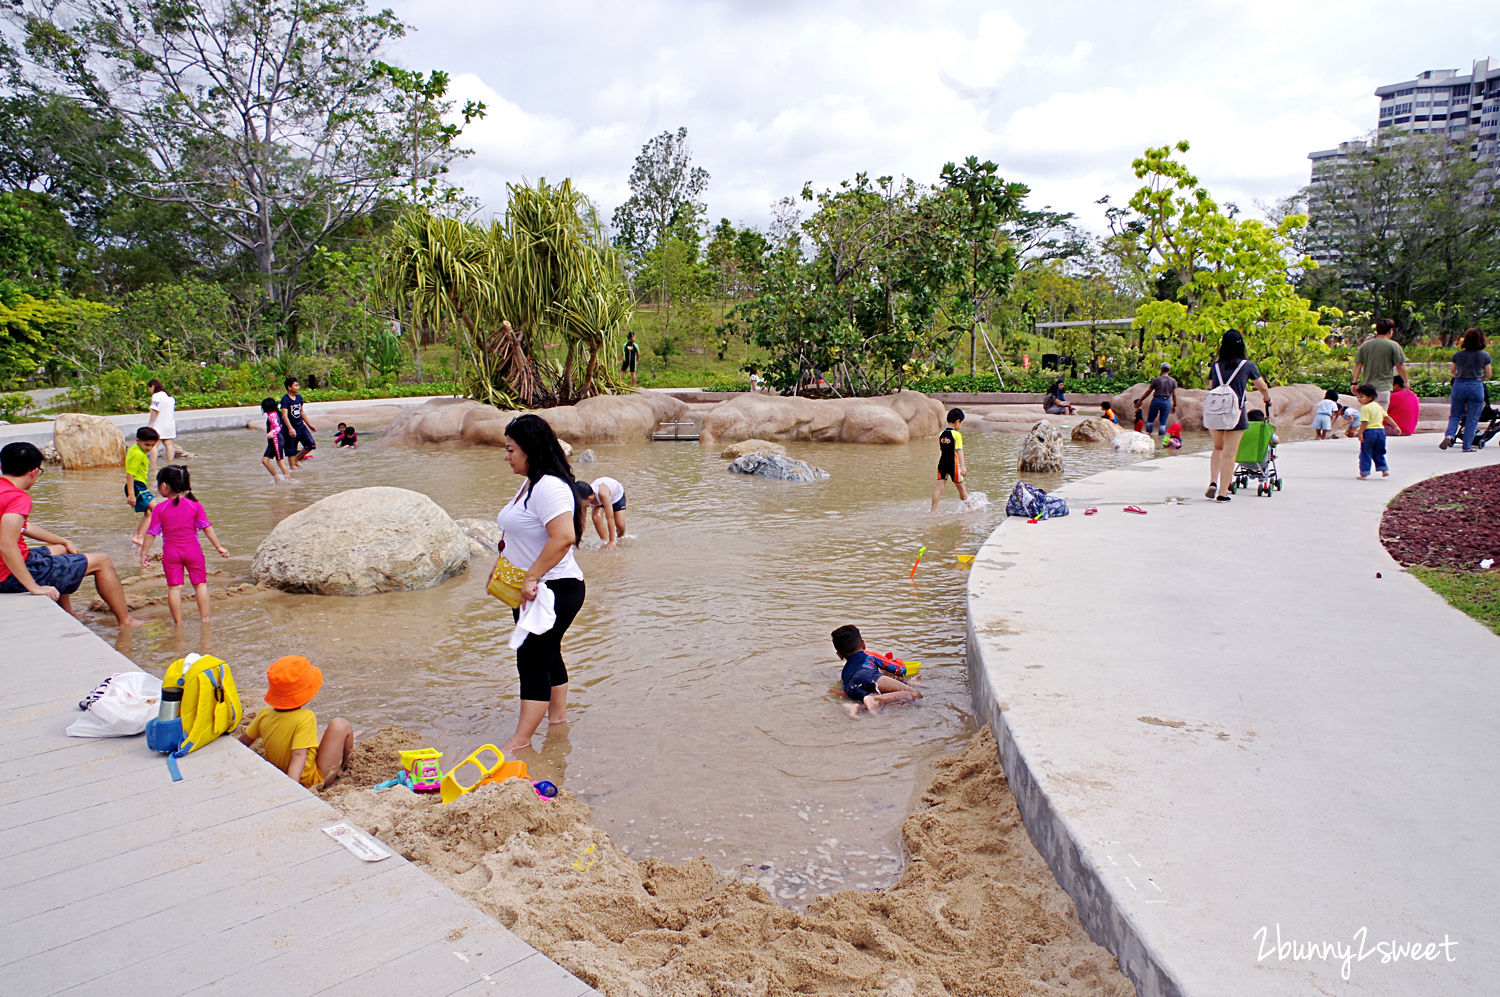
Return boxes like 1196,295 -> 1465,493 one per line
322,726 -> 1133,996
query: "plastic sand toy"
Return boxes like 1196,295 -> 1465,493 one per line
440,744 -> 506,804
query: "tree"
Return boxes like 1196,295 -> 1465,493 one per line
5,0 -> 478,319
937,156 -> 1027,374
611,127 -> 710,264
1302,133 -> 1500,345
1114,142 -> 1332,385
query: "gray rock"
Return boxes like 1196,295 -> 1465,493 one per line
574,449 -> 597,463
1018,420 -> 1065,473
252,486 -> 470,596
727,452 -> 830,482
454,517 -> 502,559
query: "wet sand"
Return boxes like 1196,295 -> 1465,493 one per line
324,726 -> 1134,997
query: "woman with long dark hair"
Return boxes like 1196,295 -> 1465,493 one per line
1441,328 -> 1493,452
1204,330 -> 1272,501
495,414 -> 586,752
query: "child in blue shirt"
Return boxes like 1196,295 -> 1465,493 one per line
832,624 -> 921,715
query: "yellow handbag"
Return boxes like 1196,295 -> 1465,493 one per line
487,556 -> 527,609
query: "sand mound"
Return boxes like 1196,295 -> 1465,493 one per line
328,727 -> 1133,997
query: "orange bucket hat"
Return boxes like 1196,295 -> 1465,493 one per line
264,655 -> 323,709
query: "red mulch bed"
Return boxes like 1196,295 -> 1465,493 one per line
1380,463 -> 1500,570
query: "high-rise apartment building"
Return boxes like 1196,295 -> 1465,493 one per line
1305,58 -> 1500,263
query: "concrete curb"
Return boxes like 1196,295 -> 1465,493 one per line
967,436 -> 1500,995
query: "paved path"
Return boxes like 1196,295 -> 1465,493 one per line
0,395 -> 452,449
0,597 -> 596,996
967,434 -> 1499,996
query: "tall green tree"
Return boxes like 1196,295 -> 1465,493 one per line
1302,133 -> 1500,345
937,156 -> 1027,374
611,127 -> 710,265
1115,142 -> 1331,384
5,0 -> 478,318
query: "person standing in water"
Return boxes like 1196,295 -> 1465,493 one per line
930,408 -> 970,513
496,414 -> 587,753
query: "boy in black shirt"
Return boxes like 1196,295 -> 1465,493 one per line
279,376 -> 317,468
930,408 -> 969,513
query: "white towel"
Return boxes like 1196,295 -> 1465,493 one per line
509,582 -> 557,650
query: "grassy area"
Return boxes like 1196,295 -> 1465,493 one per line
627,301 -> 765,389
1410,566 -> 1500,635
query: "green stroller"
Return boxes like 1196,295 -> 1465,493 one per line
1229,420 -> 1282,497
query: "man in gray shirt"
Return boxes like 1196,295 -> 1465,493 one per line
1136,363 -> 1178,438
1352,318 -> 1408,408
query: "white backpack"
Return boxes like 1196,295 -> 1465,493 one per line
1202,361 -> 1247,430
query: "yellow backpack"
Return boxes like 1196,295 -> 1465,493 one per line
145,654 -> 243,781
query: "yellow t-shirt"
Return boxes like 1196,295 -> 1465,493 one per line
246,707 -> 322,787
125,445 -> 150,485
1360,401 -> 1387,435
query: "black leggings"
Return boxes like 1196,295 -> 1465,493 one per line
512,577 -> 586,701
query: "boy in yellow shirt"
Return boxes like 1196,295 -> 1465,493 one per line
1356,384 -> 1396,479
126,427 -> 158,545
930,408 -> 969,513
239,655 -> 353,790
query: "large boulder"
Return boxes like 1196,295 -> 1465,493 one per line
1018,420 -> 1065,473
252,487 -> 470,596
454,517 -> 502,559
1112,431 -> 1156,453
53,413 -> 126,469
698,390 -> 944,447
1070,417 -> 1122,442
727,453 -> 830,482
721,438 -> 788,459
380,393 -> 689,448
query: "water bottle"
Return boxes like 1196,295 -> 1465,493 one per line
158,685 -> 183,722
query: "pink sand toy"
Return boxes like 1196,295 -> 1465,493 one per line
399,748 -> 444,794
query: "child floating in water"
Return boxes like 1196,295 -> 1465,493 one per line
930,408 -> 969,514
334,423 -> 358,448
239,655 -> 354,790
831,624 -> 921,715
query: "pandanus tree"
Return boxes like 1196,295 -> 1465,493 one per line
378,180 -> 630,406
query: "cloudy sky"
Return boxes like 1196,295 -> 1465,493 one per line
385,0 -> 1498,235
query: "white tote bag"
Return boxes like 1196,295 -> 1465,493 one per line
67,672 -> 161,737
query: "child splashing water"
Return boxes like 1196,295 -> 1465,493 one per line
138,465 -> 229,626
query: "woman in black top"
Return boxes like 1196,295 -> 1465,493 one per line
1441,328 -> 1493,452
1043,380 -> 1074,415
1205,329 -> 1273,502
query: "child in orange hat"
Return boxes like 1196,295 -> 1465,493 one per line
238,655 -> 353,790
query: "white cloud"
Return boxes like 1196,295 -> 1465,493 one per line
384,0 -> 1500,233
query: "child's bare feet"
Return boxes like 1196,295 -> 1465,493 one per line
119,616 -> 143,629
130,535 -> 143,547
501,738 -> 533,753
842,702 -> 860,718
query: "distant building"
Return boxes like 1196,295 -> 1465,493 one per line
1306,58 -> 1500,264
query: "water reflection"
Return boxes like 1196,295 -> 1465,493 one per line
29,419 -> 1216,902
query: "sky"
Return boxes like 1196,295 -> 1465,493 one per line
384,0 -> 1499,236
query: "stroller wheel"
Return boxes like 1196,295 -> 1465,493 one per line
1275,478 -> 1283,490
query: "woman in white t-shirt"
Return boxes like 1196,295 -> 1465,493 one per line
146,379 -> 179,461
496,414 -> 586,752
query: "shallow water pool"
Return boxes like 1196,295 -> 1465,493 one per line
32,420 -> 1218,901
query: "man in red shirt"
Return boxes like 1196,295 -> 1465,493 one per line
1,442 -> 138,628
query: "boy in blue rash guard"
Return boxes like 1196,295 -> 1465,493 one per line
832,625 -> 921,715
930,408 -> 969,513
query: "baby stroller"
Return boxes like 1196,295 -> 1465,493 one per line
1230,420 -> 1282,497
1453,401 -> 1499,449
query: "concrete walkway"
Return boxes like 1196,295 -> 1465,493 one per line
0,597 -> 596,996
967,434 -> 1499,996
0,394 -> 453,449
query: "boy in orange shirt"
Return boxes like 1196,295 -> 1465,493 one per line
239,655 -> 353,790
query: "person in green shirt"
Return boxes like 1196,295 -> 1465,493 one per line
126,426 -> 158,545
1352,318 -> 1408,408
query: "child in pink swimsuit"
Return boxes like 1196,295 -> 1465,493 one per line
138,465 -> 229,625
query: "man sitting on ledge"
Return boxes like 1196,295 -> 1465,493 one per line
0,442 -> 139,628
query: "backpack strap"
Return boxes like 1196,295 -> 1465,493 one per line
166,742 -> 192,782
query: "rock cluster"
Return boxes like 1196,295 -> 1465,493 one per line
1018,421 -> 1065,473
252,487 -> 470,596
698,390 -> 944,447
380,393 -> 689,448
1107,382 -> 1333,430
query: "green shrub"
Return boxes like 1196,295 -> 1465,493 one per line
0,393 -> 30,421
